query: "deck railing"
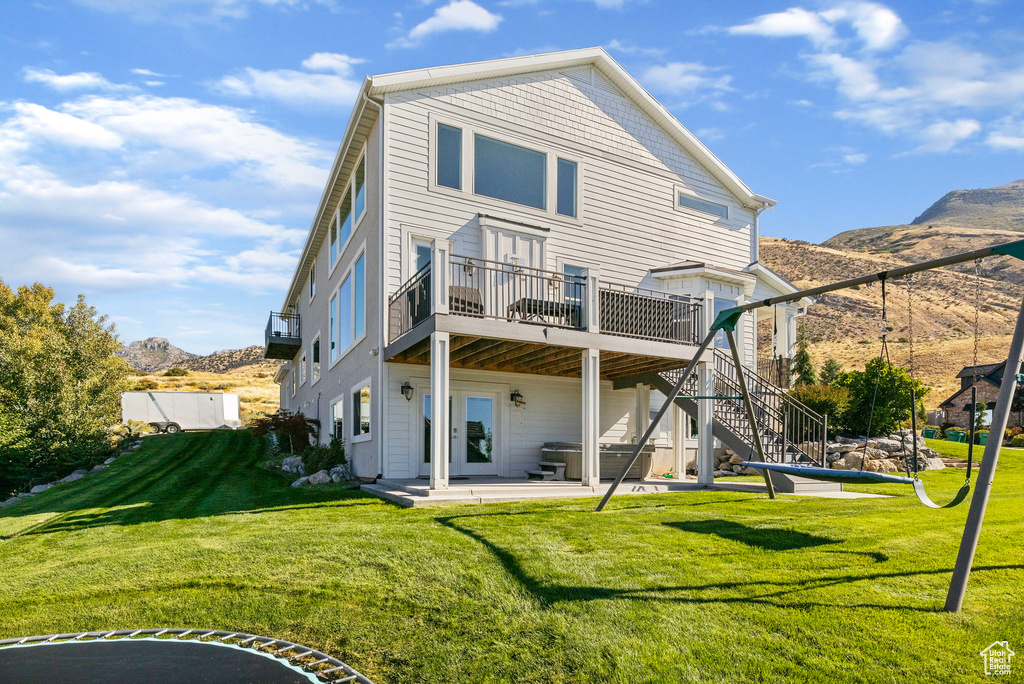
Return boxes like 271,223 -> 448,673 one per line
757,353 -> 792,388
265,311 -> 300,341
598,282 -> 702,345
387,249 -> 705,347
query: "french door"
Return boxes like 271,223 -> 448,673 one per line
419,389 -> 501,476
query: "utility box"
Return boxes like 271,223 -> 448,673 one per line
121,391 -> 242,433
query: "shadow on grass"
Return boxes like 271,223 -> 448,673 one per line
0,431 -> 380,539
436,511 -> 1021,612
664,519 -> 837,551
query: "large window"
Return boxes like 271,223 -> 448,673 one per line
437,123 -> 462,190
714,297 -> 736,349
474,134 -> 546,210
678,192 -> 728,219
352,382 -> 371,439
557,158 -> 578,217
330,251 -> 366,363
311,337 -> 320,384
329,154 -> 367,268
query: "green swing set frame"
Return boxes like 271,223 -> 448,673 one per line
596,238 -> 1024,613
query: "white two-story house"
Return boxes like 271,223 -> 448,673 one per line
266,48 -> 819,502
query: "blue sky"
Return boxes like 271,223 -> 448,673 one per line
2,0 -> 1023,353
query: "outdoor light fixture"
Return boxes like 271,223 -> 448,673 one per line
510,389 -> 524,407
401,382 -> 414,401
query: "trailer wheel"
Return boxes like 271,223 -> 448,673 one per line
149,422 -> 163,434
164,423 -> 183,434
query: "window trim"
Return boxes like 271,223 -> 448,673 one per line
298,352 -> 307,386
329,243 -> 368,369
308,262 -> 316,304
328,393 -> 345,441
427,112 -> 582,224
407,232 -> 433,281
329,150 -> 369,277
473,132 -> 548,211
350,377 -> 372,443
310,332 -> 321,386
674,185 -> 730,220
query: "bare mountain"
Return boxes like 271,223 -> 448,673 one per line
181,346 -> 282,374
118,337 -> 197,372
911,178 -> 1024,230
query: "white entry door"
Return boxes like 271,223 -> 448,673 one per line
419,389 -> 501,477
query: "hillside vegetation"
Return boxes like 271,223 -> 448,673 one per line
1,430 -> 1022,683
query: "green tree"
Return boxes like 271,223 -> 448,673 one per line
819,358 -> 844,385
788,384 -> 851,437
791,326 -> 818,386
841,357 -> 928,436
0,281 -> 130,493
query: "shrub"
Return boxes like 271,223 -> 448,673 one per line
133,379 -> 159,390
789,384 -> 851,436
1012,434 -> 1024,448
841,357 -> 928,437
165,368 -> 189,377
302,438 -> 347,475
250,410 -> 319,455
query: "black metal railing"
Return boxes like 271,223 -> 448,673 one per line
388,264 -> 431,343
598,282 -> 702,344
264,311 -> 301,359
757,353 -> 792,388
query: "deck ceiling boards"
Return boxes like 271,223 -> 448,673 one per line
388,335 -> 688,379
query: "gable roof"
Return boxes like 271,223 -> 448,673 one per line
956,363 -> 1004,379
938,378 -> 1000,408
368,47 -> 774,211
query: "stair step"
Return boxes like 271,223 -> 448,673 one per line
526,470 -> 559,481
538,461 -> 566,467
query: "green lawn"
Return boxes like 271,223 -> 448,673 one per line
925,436 -> 1024,459
2,430 -> 1023,683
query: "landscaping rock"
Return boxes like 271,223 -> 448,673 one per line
61,470 -> 89,483
728,455 -> 744,466
873,439 -> 904,453
104,457 -> 116,465
741,466 -> 761,476
291,476 -> 309,487
91,464 -> 107,472
30,483 -> 53,494
1,497 -> 19,507
731,464 -> 743,473
926,458 -> 946,471
713,469 -> 734,477
17,492 -> 34,498
281,456 -> 306,475
307,470 -> 331,485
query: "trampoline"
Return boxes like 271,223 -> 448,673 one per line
0,629 -> 373,684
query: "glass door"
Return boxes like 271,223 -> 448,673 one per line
419,390 -> 499,477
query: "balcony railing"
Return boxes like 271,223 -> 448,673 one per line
387,247 -> 704,347
757,353 -> 792,388
264,311 -> 301,359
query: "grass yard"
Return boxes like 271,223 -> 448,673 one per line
2,430 -> 1023,683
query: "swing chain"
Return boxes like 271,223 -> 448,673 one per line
906,273 -> 915,380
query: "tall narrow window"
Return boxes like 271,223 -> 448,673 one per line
353,384 -> 370,437
299,354 -> 306,385
331,399 -> 344,439
338,274 -> 353,350
412,238 -> 431,273
333,190 -> 352,265
353,253 -> 365,339
308,263 -> 316,299
311,338 -> 320,383
330,292 -> 338,361
557,158 -> 578,217
437,123 -> 462,190
354,157 -> 366,219
474,134 -> 546,209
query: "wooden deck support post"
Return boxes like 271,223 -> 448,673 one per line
581,348 -> 601,487
429,331 -> 450,490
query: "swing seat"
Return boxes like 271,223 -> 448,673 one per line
741,461 -> 972,508
740,461 -> 915,485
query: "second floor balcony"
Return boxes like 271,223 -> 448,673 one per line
264,311 -> 301,360
387,250 -> 704,348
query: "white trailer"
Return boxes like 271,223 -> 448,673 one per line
121,391 -> 242,433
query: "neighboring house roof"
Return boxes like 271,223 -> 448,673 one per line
280,47 -> 776,310
956,363 -> 1003,379
938,377 -> 999,408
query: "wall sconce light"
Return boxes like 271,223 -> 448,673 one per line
510,389 -> 525,407
401,382 -> 414,401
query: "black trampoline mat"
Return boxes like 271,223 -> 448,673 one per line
0,638 -> 319,684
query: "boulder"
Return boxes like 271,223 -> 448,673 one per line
714,469 -> 735,477
925,458 -> 946,471
291,476 -> 309,487
728,455 -> 744,466
30,483 -> 53,494
307,470 -> 331,485
104,457 -> 116,465
826,452 -> 843,464
863,447 -> 889,460
1,497 -> 19,507
731,464 -> 743,473
91,464 -> 107,472
873,439 -> 904,453
865,459 -> 899,473
17,492 -> 34,498
281,456 -> 306,475
741,466 -> 762,476
61,470 -> 89,483
835,444 -> 857,454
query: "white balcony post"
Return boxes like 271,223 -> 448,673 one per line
583,267 -> 601,333
429,331 -> 450,490
431,239 -> 451,316
697,288 -> 717,485
673,404 -> 686,479
581,348 -> 600,487
634,383 -> 650,443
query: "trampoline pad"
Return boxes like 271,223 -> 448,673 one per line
0,638 -> 319,684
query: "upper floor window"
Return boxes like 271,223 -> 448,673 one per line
330,153 -> 367,268
308,263 -> 316,300
330,251 -> 367,363
311,337 -> 321,384
298,353 -> 307,385
437,123 -> 462,190
556,158 -> 577,217
474,134 -> 546,210
678,192 -> 728,220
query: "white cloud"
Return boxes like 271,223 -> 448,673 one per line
606,39 -> 666,59
820,2 -> 905,50
3,102 -> 123,150
71,0 -> 334,24
391,0 -> 502,48
729,2 -> 905,51
729,7 -> 837,48
23,67 -> 132,92
131,68 -> 165,77
641,62 -> 733,98
987,117 -> 1024,151
213,53 -> 364,108
913,119 -> 981,153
